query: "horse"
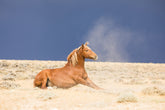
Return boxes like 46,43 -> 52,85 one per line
34,42 -> 102,90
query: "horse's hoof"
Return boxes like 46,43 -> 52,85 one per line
47,87 -> 53,90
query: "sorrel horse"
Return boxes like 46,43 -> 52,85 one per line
34,42 -> 101,89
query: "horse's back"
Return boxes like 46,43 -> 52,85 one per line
35,69 -> 50,79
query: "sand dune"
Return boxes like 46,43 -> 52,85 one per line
0,60 -> 165,110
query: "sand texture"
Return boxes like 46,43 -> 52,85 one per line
0,60 -> 165,110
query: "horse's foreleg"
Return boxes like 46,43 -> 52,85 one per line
86,77 -> 103,90
76,77 -> 102,90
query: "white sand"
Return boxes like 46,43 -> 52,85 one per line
0,60 -> 165,110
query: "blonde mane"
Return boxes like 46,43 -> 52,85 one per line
67,48 -> 78,66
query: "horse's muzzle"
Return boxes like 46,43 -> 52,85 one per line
94,56 -> 98,60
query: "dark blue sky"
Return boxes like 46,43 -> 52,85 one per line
0,0 -> 165,63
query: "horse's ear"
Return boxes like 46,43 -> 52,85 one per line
81,44 -> 84,49
85,41 -> 89,46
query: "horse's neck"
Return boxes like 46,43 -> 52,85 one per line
65,51 -> 85,68
65,58 -> 85,69
66,54 -> 85,68
76,55 -> 85,68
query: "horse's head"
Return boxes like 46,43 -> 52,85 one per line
78,42 -> 98,60
67,42 -> 98,66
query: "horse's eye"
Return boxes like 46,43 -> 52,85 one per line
85,50 -> 88,52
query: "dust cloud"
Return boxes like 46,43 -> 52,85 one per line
85,18 -> 134,62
